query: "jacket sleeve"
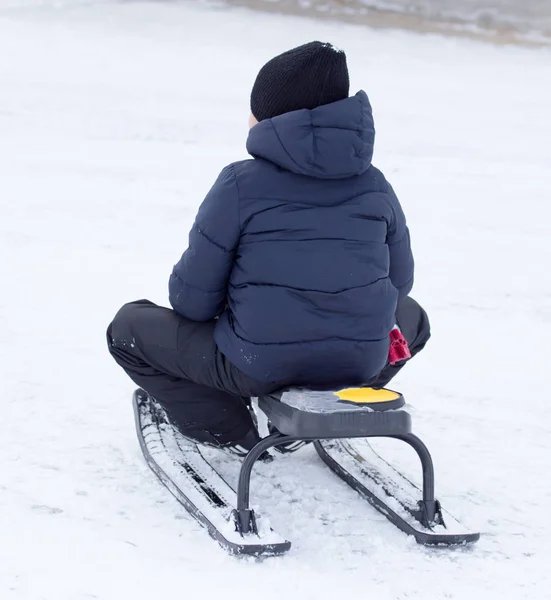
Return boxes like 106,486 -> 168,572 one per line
169,165 -> 241,322
385,182 -> 414,299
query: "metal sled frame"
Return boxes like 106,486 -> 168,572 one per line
233,432 -> 454,542
232,389 -> 480,547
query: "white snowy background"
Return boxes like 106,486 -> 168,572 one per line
1,1 -> 550,598
233,0 -> 551,39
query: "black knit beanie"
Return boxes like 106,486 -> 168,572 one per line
250,41 -> 350,122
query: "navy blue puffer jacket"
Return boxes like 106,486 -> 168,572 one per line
169,91 -> 414,386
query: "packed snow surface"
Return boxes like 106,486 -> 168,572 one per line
1,1 -> 550,599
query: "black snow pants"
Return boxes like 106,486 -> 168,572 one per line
106,297 -> 430,444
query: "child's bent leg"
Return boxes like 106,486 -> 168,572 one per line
370,297 -> 431,388
106,299 -> 269,445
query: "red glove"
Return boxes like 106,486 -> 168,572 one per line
388,326 -> 411,366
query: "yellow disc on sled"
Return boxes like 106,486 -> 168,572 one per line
334,388 -> 405,410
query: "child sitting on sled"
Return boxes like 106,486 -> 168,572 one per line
107,41 -> 430,454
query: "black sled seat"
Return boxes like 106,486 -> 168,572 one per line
258,387 -> 409,438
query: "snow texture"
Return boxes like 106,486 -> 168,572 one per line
1,1 -> 550,599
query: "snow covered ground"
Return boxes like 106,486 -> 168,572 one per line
1,1 -> 550,598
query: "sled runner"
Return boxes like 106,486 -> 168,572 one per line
134,387 -> 480,557
133,390 -> 290,556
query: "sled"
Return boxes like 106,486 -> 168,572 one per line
134,386 -> 480,557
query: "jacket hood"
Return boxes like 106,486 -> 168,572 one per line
246,90 -> 375,180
